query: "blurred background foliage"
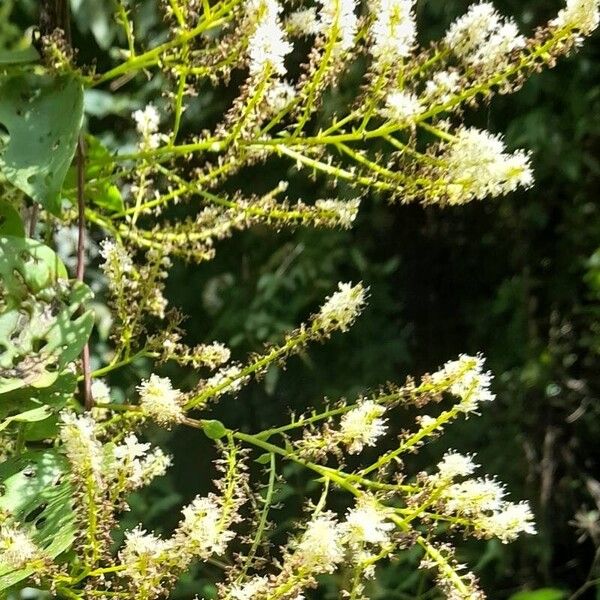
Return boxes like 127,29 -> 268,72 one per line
2,1 -> 600,598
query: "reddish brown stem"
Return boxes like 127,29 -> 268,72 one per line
76,136 -> 93,410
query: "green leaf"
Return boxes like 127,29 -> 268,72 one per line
203,419 -> 228,440
0,373 -> 77,440
84,135 -> 124,212
255,452 -> 273,465
0,236 -> 94,394
63,135 -> 124,213
0,73 -> 84,215
0,45 -> 40,65
0,450 -> 76,592
509,589 -> 568,600
0,199 -> 25,236
0,406 -> 51,432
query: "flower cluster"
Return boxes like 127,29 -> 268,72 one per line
132,105 -> 163,150
59,411 -> 104,482
339,400 -> 389,453
137,374 -> 185,426
370,0 -> 416,65
0,525 -> 41,571
430,354 -> 496,413
431,471 -> 536,544
247,0 -> 292,76
232,495 -> 395,599
318,0 -> 358,52
440,127 -> 534,204
313,282 -> 367,333
99,239 -> 133,285
118,492 -> 241,598
444,2 -> 526,74
552,0 -> 600,35
382,90 -> 423,123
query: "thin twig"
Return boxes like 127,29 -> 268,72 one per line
76,136 -> 93,410
28,204 -> 39,237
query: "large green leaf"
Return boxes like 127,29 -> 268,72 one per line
0,373 -> 77,440
0,45 -> 39,65
0,199 -> 24,237
0,450 -> 75,592
0,73 -> 83,215
0,236 -> 93,394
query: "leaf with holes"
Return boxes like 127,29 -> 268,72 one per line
0,373 -> 77,440
0,73 -> 83,216
0,235 -> 94,395
0,450 -> 75,592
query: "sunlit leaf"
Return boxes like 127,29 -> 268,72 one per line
0,236 -> 93,394
0,450 -> 75,592
0,73 -> 83,215
0,373 -> 77,440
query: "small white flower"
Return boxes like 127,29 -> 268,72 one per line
370,0 -> 416,63
437,451 -> 479,480
230,576 -> 270,600
137,374 -> 184,426
133,104 -> 160,136
91,379 -> 111,403
317,0 -> 358,52
195,342 -> 232,369
113,434 -> 171,490
552,0 -> 600,35
147,287 -> 169,320
343,496 -> 394,546
59,411 -> 103,480
315,198 -> 360,228
382,90 -> 423,122
288,7 -> 321,35
0,525 -> 39,569
206,364 -> 248,397
264,80 -> 296,113
425,70 -> 461,104
132,104 -> 162,149
339,400 -> 388,453
114,433 -> 151,463
476,501 -> 536,543
295,512 -> 345,572
314,282 -> 367,332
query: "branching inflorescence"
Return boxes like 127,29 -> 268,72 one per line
0,0 -> 598,598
